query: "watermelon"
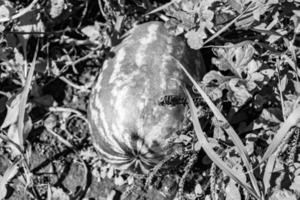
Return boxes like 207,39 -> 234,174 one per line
88,21 -> 205,174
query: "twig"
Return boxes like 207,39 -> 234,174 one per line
59,76 -> 92,92
158,14 -> 169,22
45,125 -> 73,149
55,46 -> 100,92
97,0 -> 108,20
0,0 -> 39,23
5,31 -> 61,35
4,28 -> 77,35
202,40 -> 256,49
59,45 -> 101,74
62,49 -> 78,74
77,0 -> 89,28
49,106 -> 83,117
0,91 -> 10,98
275,57 -> 286,121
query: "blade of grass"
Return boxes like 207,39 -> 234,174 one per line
47,184 -> 52,200
260,105 -> 300,164
250,28 -> 283,37
262,154 -> 276,195
184,88 -> 260,199
203,2 -> 255,45
145,0 -> 179,15
275,57 -> 286,121
175,57 -> 260,196
0,0 -> 39,23
18,40 -> 39,150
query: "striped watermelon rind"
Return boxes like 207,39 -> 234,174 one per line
89,21 -> 204,174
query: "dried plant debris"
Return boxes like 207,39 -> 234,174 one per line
0,0 -> 300,200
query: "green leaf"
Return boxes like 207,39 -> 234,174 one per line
212,43 -> 255,77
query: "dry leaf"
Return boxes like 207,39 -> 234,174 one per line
290,166 -> 300,194
225,179 -> 241,200
15,9 -> 45,47
228,78 -> 252,107
268,189 -> 297,200
202,70 -> 229,85
34,57 -> 48,73
7,123 -> 22,156
48,0 -> 65,19
185,28 -> 206,50
51,187 -> 70,200
260,108 -> 283,124
1,93 -> 22,129
106,166 -> 114,179
81,24 -> 101,44
194,183 -> 203,195
0,160 -> 20,200
0,0 -> 14,20
174,135 -> 192,145
114,175 -> 125,186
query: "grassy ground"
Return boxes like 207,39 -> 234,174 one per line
0,0 -> 300,200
